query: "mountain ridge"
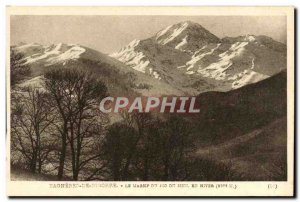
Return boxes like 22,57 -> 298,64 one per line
110,21 -> 286,92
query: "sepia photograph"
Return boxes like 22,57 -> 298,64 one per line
6,6 -> 294,197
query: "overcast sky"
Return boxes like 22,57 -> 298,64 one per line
11,15 -> 286,54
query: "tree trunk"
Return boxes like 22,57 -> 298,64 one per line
122,127 -> 143,180
163,164 -> 169,180
30,154 -> 37,173
57,124 -> 67,180
143,157 -> 149,181
73,170 -> 79,181
57,140 -> 66,180
37,131 -> 42,173
70,122 -> 77,180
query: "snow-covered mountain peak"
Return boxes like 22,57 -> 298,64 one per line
153,21 -> 220,52
110,39 -> 140,58
155,21 -> 206,41
156,22 -> 189,45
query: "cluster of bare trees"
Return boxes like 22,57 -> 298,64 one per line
11,89 -> 55,173
43,67 -> 108,180
11,63 -> 109,180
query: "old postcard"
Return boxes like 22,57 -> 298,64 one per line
6,6 -> 294,197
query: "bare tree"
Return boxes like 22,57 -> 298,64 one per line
44,66 -> 108,180
119,110 -> 153,180
102,123 -> 138,180
158,116 -> 194,180
11,87 -> 55,173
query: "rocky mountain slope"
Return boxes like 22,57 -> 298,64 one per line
194,70 -> 287,144
110,21 -> 286,92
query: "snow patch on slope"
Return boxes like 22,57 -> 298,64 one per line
127,52 -> 150,73
47,46 -> 85,65
22,43 -> 86,65
244,35 -> 256,42
231,70 -> 269,89
110,39 -> 140,59
156,25 -> 172,40
157,22 -> 189,45
186,71 -> 195,75
110,39 -> 150,73
177,44 -> 220,73
24,43 -> 62,64
175,35 -> 188,50
197,42 -> 249,80
149,68 -> 161,80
